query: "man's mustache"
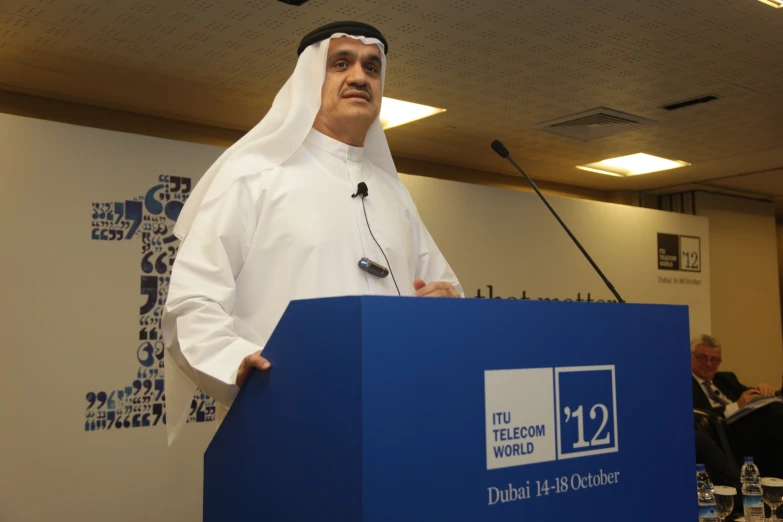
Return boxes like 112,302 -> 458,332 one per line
341,85 -> 372,101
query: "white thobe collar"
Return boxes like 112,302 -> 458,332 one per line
304,128 -> 366,163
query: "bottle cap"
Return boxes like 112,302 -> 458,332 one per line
744,456 -> 754,462
697,463 -> 706,470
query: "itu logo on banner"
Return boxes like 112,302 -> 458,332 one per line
657,232 -> 701,272
484,366 -> 618,470
556,366 -> 618,459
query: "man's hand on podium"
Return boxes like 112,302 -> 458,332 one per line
232,284 -> 458,389
413,279 -> 460,298
236,352 -> 271,388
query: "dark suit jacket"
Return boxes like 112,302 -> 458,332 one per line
692,372 -> 750,416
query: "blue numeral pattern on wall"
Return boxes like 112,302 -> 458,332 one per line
84,175 -> 217,432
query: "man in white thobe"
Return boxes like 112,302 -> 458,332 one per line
163,21 -> 463,444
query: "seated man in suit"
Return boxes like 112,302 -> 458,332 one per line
691,334 -> 783,478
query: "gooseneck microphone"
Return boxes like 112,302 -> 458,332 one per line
351,182 -> 401,296
490,140 -> 625,303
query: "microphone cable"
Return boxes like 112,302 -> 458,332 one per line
353,182 -> 401,296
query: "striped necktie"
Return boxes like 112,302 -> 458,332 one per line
704,381 -> 729,406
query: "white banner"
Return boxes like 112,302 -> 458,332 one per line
401,173 -> 710,334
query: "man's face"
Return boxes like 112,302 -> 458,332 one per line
691,344 -> 722,381
315,37 -> 383,135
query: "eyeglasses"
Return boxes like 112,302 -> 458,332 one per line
694,354 -> 722,364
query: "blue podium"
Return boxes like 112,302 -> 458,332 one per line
204,296 -> 695,522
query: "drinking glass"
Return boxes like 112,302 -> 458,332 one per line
713,486 -> 736,522
761,477 -> 783,522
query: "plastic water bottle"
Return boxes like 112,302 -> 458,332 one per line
741,456 -> 764,521
697,464 -> 718,521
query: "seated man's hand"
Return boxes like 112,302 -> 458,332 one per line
738,388 -> 761,408
236,352 -> 271,388
413,279 -> 460,298
757,383 -> 776,397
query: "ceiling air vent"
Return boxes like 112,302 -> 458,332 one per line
534,107 -> 657,141
661,94 -> 719,111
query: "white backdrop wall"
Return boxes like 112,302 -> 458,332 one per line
403,174 -> 710,331
694,192 -> 782,387
0,113 -> 710,521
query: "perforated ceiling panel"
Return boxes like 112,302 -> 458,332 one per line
701,170 -> 783,196
1,0 -> 782,193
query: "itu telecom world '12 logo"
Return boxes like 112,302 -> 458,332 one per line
657,233 -> 701,273
484,366 -> 618,470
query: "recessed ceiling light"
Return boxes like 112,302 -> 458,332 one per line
757,0 -> 783,7
380,97 -> 446,130
576,153 -> 691,177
